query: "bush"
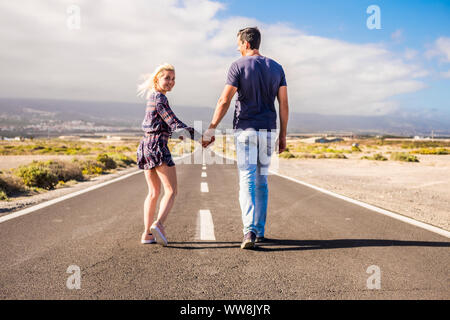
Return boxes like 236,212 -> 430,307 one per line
372,153 -> 388,161
361,153 -> 388,161
401,141 -> 450,149
107,153 -> 136,167
279,151 -> 296,159
0,190 -> 8,200
44,160 -> 84,182
115,146 -> 132,153
0,173 -> 26,196
351,145 -> 362,152
96,153 -> 117,170
390,152 -> 419,162
411,148 -> 449,155
16,165 -> 59,190
298,154 -> 316,159
80,160 -> 105,175
330,153 -> 347,159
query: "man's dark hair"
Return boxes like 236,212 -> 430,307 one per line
237,27 -> 261,50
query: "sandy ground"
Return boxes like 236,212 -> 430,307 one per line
275,154 -> 450,231
0,155 -> 92,170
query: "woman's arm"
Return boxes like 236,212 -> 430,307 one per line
156,95 -> 197,140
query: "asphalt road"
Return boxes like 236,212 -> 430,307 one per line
0,149 -> 449,300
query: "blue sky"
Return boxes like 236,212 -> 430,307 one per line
219,0 -> 450,45
219,0 -> 450,115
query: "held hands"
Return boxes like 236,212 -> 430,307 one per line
201,128 -> 215,148
174,128 -> 213,146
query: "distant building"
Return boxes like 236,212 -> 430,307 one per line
2,136 -> 22,141
58,135 -> 80,140
106,136 -> 122,140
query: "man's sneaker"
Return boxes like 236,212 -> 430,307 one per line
255,236 -> 265,243
241,231 -> 256,249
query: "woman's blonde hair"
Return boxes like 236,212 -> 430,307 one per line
137,63 -> 175,99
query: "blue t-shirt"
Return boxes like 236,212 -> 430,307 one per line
226,55 -> 287,130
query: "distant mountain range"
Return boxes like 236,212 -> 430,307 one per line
0,97 -> 449,137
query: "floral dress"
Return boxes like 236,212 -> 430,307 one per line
137,91 -> 195,170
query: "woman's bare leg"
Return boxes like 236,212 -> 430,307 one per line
142,168 -> 161,240
154,163 -> 178,227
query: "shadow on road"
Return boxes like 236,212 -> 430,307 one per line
168,241 -> 240,250
167,239 -> 450,251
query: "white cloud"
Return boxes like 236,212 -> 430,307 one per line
391,29 -> 403,41
425,36 -> 450,63
0,0 -> 427,116
404,48 -> 418,60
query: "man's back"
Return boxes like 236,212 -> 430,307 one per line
226,55 -> 287,131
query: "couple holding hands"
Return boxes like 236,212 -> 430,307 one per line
136,27 -> 289,249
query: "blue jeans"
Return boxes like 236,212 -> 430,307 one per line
234,129 -> 276,237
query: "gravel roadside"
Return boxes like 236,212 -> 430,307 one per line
276,156 -> 450,231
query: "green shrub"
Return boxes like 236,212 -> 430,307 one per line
351,146 -> 362,152
390,152 -> 419,162
411,148 -> 449,155
16,165 -> 59,190
298,154 -> 316,159
44,160 -> 84,182
373,153 -> 388,161
361,153 -> 387,161
330,153 -> 347,159
107,153 -> 136,167
0,190 -> 8,200
96,153 -> 117,170
316,154 -> 327,159
0,173 -> 26,196
80,160 -> 105,175
279,151 -> 296,159
401,141 -> 450,149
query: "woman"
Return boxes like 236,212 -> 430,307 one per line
136,63 -> 197,246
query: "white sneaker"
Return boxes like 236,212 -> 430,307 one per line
150,224 -> 168,246
141,233 -> 156,244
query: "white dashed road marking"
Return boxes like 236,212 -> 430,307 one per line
201,182 -> 209,193
201,172 -> 207,177
198,210 -> 215,240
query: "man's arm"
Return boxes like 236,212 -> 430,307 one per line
209,85 -> 237,129
202,85 -> 237,147
277,85 -> 289,153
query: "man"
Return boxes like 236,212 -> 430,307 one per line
202,27 -> 289,249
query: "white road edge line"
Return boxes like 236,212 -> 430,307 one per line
201,182 -> 209,193
199,209 -> 216,240
212,150 -> 450,239
0,148 -> 197,224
